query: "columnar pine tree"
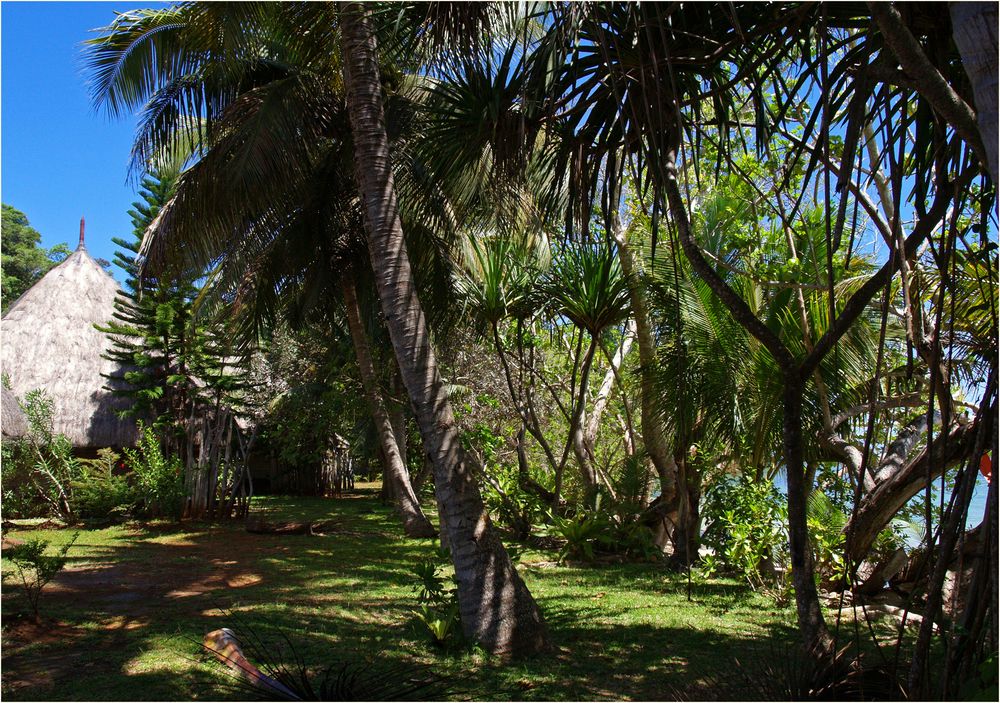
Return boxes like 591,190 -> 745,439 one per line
99,170 -> 197,453
99,169 -> 251,518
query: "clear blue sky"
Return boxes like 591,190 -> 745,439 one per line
3,1 -> 168,279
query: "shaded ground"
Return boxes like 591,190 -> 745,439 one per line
2,487 -> 810,701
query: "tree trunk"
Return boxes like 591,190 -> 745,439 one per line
781,380 -> 832,656
342,272 -> 434,537
950,1 -> 999,184
669,448 -> 701,566
570,336 -> 602,506
388,366 -> 409,470
584,321 -> 635,452
338,2 -> 549,656
614,226 -> 678,510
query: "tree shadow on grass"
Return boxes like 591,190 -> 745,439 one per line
3,497 -> 802,701
457,615 -> 800,701
1,500 -> 447,701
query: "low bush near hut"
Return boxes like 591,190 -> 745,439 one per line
2,532 -> 78,622
0,388 -> 79,519
123,424 -> 185,519
72,449 -> 133,520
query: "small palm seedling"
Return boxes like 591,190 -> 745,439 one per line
410,548 -> 461,647
2,532 -> 78,622
414,603 -> 460,647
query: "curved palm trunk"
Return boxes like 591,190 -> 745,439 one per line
950,1 -> 999,185
338,2 -> 549,656
615,228 -> 677,504
342,272 -> 435,538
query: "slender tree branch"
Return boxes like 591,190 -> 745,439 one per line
665,152 -> 797,371
803,178 -> 961,377
830,392 -> 928,430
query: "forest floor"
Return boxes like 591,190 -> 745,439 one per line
2,486 -> 895,701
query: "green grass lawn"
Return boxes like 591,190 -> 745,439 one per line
2,486 -> 862,700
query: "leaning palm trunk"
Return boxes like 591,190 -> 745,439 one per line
338,1 -> 549,656
341,272 -> 435,538
613,226 -> 679,523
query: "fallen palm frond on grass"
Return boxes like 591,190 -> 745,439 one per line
199,608 -> 451,701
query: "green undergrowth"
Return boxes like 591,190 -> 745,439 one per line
2,486 -> 876,700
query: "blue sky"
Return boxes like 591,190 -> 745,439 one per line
2,1 -> 168,279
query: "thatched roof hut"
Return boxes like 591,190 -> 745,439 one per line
1,220 -> 137,448
1,386 -> 29,439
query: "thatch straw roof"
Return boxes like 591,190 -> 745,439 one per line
1,238 -> 137,448
1,386 -> 28,439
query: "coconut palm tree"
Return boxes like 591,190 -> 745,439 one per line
338,2 -> 549,654
86,1 -> 438,538
86,1 -> 549,655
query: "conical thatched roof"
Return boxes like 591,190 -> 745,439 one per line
1,386 -> 29,439
1,234 -> 137,448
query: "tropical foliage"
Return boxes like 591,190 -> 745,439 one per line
4,2 -> 992,698
1,204 -> 70,311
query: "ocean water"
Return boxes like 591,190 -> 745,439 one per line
655,467 -> 991,544
772,470 -> 991,538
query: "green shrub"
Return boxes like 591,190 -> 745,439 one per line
124,423 -> 185,519
548,511 -> 613,563
0,388 -> 79,519
701,475 -> 788,590
612,519 -> 661,561
3,533 -> 78,621
1,438 -> 37,518
411,548 -> 461,647
480,463 -> 547,538
806,489 -> 848,584
72,449 -> 133,519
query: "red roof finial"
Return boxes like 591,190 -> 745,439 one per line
79,216 -> 85,248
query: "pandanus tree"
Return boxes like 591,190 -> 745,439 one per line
453,233 -> 560,506
540,242 -> 631,507
422,1 -> 993,664
455,233 -> 635,511
86,1 -> 549,655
